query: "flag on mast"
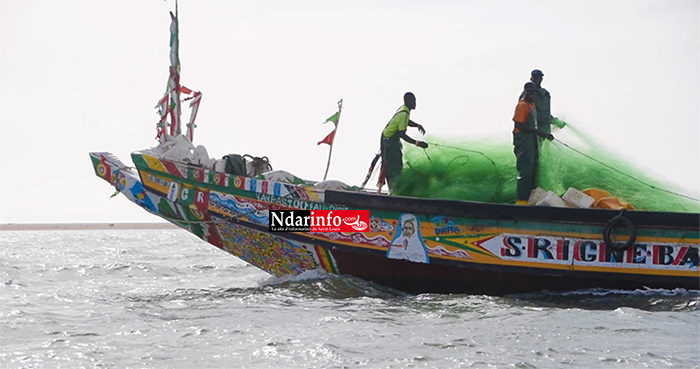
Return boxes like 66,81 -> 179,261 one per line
168,9 -> 181,137
317,131 -> 335,146
155,3 -> 203,143
325,112 -> 339,125
317,111 -> 340,146
155,10 -> 182,140
319,99 -> 343,180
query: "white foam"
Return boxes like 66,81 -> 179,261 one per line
257,268 -> 330,287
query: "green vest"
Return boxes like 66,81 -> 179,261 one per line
382,105 -> 410,138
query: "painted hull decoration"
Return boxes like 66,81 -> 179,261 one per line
475,234 -> 699,270
90,150 -> 700,295
88,9 -> 699,295
386,214 -> 430,264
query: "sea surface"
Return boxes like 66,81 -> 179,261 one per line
1,229 -> 699,369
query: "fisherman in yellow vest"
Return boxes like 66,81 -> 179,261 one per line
379,92 -> 428,191
513,82 -> 554,205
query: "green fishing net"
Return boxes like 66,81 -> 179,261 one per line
393,119 -> 699,213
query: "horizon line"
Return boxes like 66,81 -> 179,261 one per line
0,222 -> 179,231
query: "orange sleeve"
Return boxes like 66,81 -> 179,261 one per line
513,101 -> 529,123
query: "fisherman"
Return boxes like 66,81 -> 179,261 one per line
513,82 -> 554,205
379,92 -> 428,191
519,69 -> 553,135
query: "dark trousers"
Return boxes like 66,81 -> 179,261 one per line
381,135 -> 402,189
513,132 -> 538,201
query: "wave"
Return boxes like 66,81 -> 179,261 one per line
508,287 -> 700,312
257,269 -> 408,300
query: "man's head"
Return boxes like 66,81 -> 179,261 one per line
402,219 -> 415,238
530,69 -> 544,86
523,82 -> 537,102
403,92 -> 416,110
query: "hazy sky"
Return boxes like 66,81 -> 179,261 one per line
1,0 -> 698,223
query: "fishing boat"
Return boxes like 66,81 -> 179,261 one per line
89,9 -> 699,295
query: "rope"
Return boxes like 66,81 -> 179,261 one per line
424,142 -> 502,183
422,148 -> 432,163
243,154 -> 273,177
418,143 -> 503,201
445,155 -> 471,173
553,138 -> 699,202
157,208 -> 256,226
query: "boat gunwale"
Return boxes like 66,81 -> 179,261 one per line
324,190 -> 700,229
126,151 -> 700,230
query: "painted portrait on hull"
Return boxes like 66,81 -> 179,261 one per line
386,214 -> 429,264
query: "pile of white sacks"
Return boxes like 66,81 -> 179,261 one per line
142,135 -> 217,168
528,187 -> 596,208
142,135 -> 351,191
262,170 -> 350,191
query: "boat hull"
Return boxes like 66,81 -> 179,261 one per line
89,151 -> 700,295
326,248 -> 696,295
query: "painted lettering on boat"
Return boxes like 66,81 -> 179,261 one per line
476,234 -> 699,269
435,226 -> 461,236
146,174 -> 170,188
254,193 -> 347,211
430,216 -> 461,236
167,182 -> 179,201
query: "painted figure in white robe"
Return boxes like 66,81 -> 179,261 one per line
386,213 -> 429,264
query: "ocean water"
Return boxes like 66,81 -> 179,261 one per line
1,229 -> 699,369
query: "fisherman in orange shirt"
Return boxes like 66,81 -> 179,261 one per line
513,82 -> 554,205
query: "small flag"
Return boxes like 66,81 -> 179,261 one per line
324,112 -> 339,126
319,99 -> 343,181
179,85 -> 192,95
317,130 -> 335,146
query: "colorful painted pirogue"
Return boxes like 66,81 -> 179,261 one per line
88,9 -> 699,295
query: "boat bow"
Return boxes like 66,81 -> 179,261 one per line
89,152 -> 158,215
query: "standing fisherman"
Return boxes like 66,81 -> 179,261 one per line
379,92 -> 428,192
513,82 -> 554,205
519,69 -> 553,135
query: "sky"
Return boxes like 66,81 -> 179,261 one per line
0,0 -> 698,223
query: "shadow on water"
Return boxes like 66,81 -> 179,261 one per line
115,271 -> 699,313
506,288 -> 700,312
115,270 -> 407,305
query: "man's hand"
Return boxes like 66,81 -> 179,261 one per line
417,124 -> 426,135
536,129 -> 554,140
415,141 -> 428,149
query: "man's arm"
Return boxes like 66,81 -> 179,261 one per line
408,120 -> 426,135
513,101 -> 553,140
398,130 -> 428,148
398,130 -> 417,145
514,122 -> 554,140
